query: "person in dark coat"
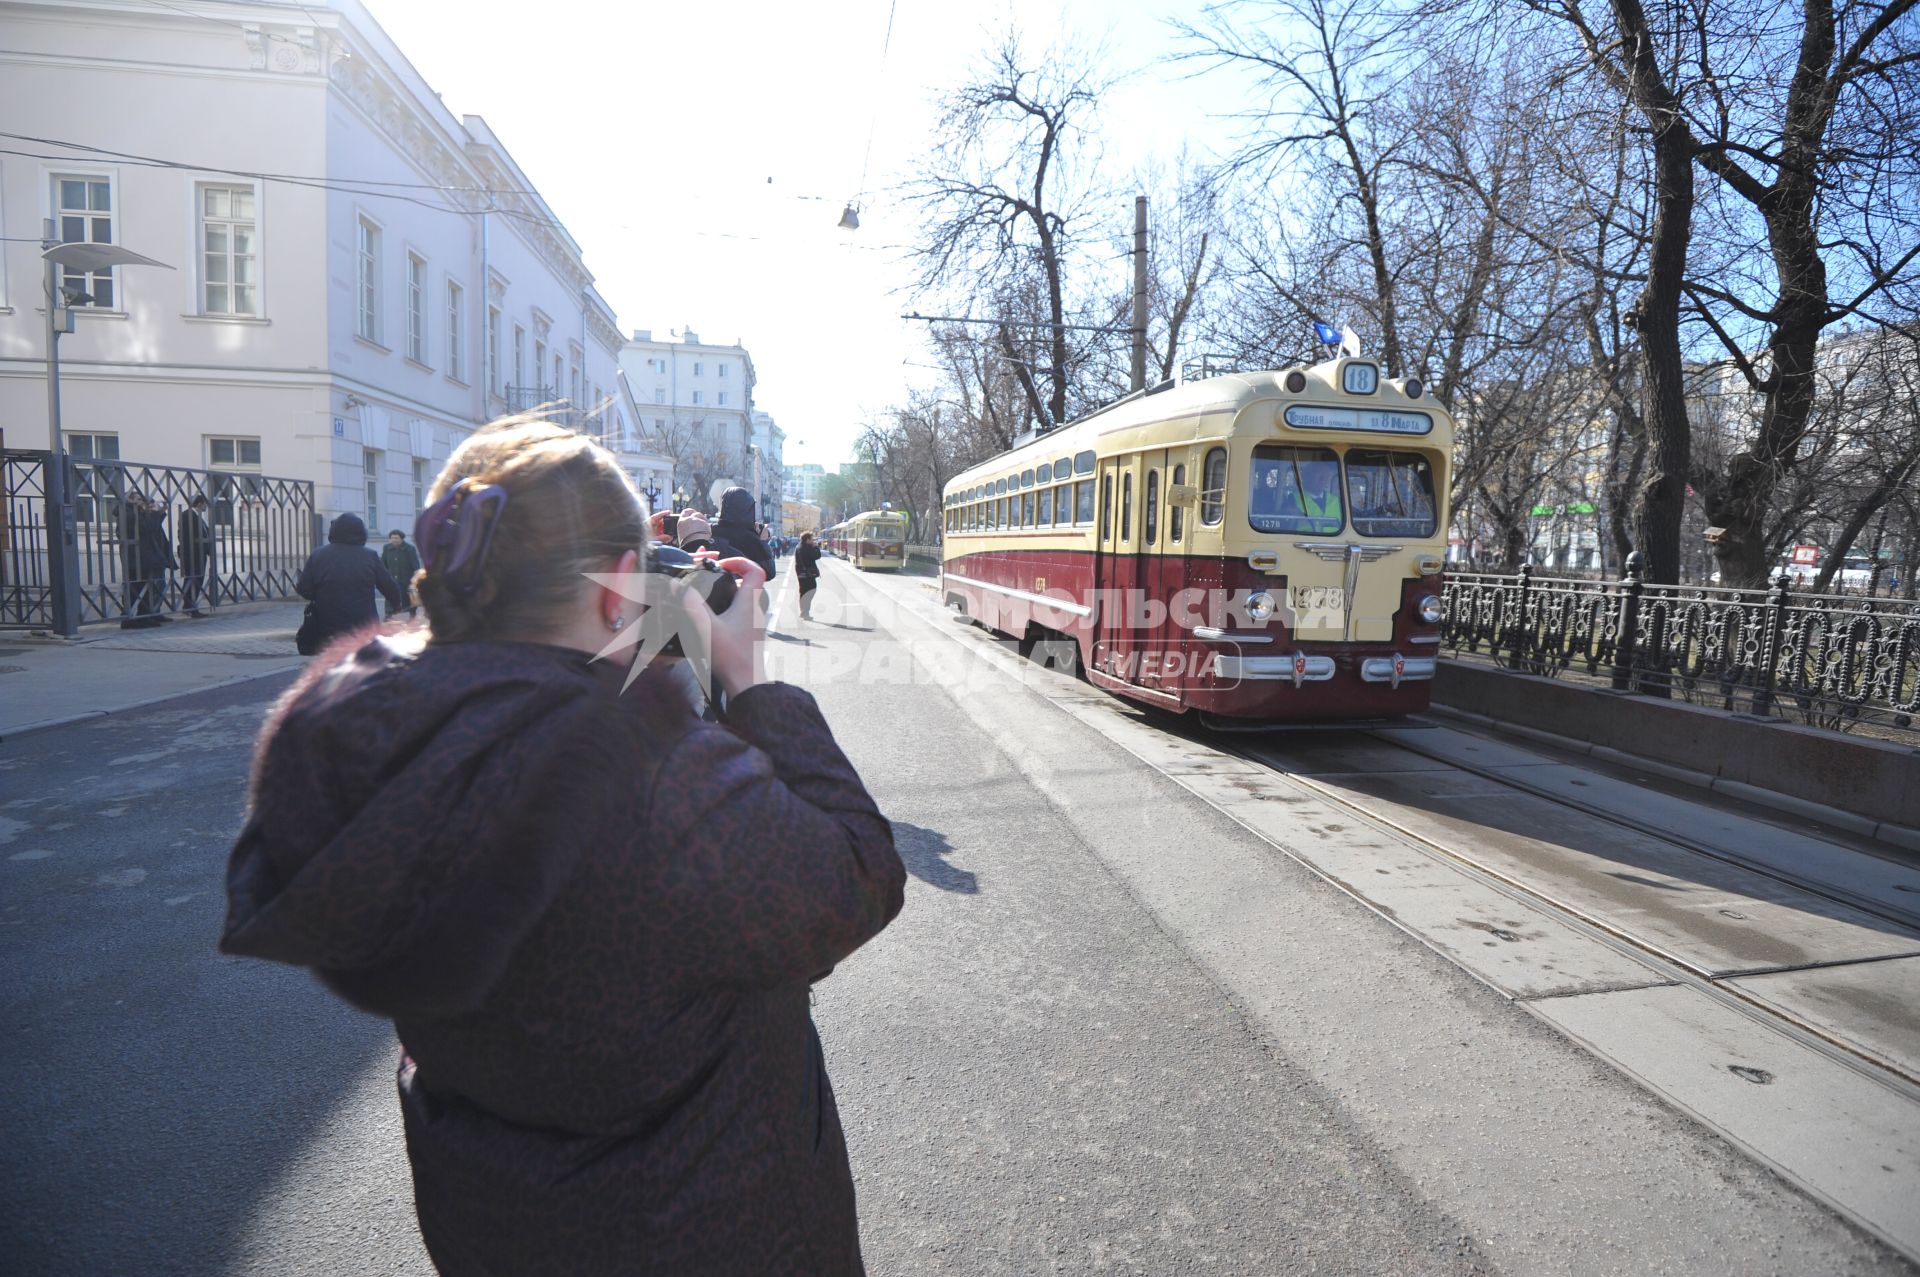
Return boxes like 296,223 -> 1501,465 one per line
178,495 -> 214,617
712,486 -> 776,580
121,491 -> 177,628
220,419 -> 904,1276
381,529 -> 423,619
295,513 -> 404,654
795,529 -> 822,622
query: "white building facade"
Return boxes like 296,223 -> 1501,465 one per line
0,0 -> 668,531
619,329 -> 770,518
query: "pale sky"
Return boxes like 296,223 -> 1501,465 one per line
364,0 -> 1249,467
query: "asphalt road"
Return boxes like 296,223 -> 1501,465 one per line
0,561 -> 1910,1274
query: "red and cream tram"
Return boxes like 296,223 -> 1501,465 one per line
939,358 -> 1450,725
824,508 -> 910,571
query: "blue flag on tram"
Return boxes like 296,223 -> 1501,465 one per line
1312,321 -> 1341,346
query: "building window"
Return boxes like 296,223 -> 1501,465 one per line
692,390 -> 704,405
553,355 -> 563,395
533,340 -> 546,388
209,436 -> 262,469
405,253 -> 427,363
655,389 -> 665,404
356,216 -> 381,342
514,326 -> 527,389
67,432 -> 121,523
54,175 -> 115,307
693,362 -> 704,376
717,391 -> 728,406
412,457 -> 427,515
199,184 -> 258,316
486,305 -> 501,395
364,449 -> 381,530
718,363 -> 729,379
570,364 -> 581,408
447,282 -> 466,382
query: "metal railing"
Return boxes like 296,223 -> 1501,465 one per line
2,449 -> 316,630
1441,553 -> 1920,740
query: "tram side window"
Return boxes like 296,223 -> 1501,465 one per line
1170,463 -> 1186,542
1200,447 -> 1227,526
1099,474 -> 1112,540
1023,491 -> 1035,527
1120,471 -> 1133,542
1144,469 -> 1159,545
1039,486 -> 1054,525
1346,449 -> 1438,537
1075,449 -> 1095,476
1076,478 -> 1095,525
1249,444 -> 1344,535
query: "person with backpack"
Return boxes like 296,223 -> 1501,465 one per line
294,513 -> 405,654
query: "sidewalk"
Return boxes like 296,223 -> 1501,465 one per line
0,603 -> 308,740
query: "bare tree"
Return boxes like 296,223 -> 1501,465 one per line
906,30 -> 1114,432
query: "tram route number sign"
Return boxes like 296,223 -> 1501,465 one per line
1284,405 -> 1432,435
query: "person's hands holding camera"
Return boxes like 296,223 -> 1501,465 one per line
688,555 -> 766,697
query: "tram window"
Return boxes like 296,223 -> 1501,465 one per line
1037,462 -> 1051,484
1170,464 -> 1186,542
1250,444 -> 1344,535
1144,469 -> 1159,545
1346,449 -> 1438,537
1039,487 -> 1054,525
1056,456 -> 1071,478
1120,472 -> 1133,542
1075,450 -> 1096,476
1200,448 -> 1227,526
1022,469 -> 1034,489
1020,492 -> 1033,526
1000,497 -> 1010,527
1099,475 -> 1112,540
1076,479 -> 1095,525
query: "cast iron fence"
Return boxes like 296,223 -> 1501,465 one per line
1441,553 -> 1920,741
2,449 -> 317,630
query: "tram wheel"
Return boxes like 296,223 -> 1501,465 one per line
1029,632 -> 1082,677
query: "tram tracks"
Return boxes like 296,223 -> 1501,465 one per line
1202,723 -> 1920,1094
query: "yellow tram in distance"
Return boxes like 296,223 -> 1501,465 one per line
939,357 -> 1451,726
825,507 -> 911,571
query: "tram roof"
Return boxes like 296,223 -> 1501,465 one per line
944,358 -> 1445,493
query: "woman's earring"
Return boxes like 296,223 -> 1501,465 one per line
609,614 -> 626,632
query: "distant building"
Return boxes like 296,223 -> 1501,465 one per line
783,499 -> 822,534
0,0 -> 649,530
784,463 -> 830,504
618,329 -> 757,512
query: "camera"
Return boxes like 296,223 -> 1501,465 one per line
644,543 -> 739,615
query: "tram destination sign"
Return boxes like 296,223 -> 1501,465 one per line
1283,405 -> 1432,435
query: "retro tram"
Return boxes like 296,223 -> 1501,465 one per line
939,358 -> 1450,725
824,506 -> 911,571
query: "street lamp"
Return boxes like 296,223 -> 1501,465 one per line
41,228 -> 173,637
673,486 -> 688,510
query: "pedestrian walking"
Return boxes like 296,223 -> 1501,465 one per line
293,513 -> 405,654
178,495 -> 214,617
796,529 -> 822,621
712,486 -> 776,580
120,492 -> 177,628
382,529 -> 423,619
220,417 -> 905,1276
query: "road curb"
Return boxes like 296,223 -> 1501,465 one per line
1423,701 -> 1919,852
0,663 -> 305,744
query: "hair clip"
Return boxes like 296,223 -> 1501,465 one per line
415,480 -> 509,594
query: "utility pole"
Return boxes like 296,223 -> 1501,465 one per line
1130,195 -> 1149,393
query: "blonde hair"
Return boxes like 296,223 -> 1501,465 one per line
416,416 -> 646,642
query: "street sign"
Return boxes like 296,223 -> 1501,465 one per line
1791,543 -> 1819,566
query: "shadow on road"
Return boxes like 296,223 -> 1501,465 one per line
892,821 -> 977,894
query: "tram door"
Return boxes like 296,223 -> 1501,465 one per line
1094,450 -> 1183,695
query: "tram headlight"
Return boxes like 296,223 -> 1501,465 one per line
1246,591 -> 1277,623
1417,593 -> 1443,624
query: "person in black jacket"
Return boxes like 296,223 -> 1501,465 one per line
711,486 -> 775,580
178,495 -> 214,617
295,513 -> 404,654
795,529 -> 822,621
381,529 -> 423,619
121,492 -> 177,629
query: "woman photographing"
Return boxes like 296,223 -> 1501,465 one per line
220,418 -> 905,1275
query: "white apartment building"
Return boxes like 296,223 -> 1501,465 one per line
784,462 -> 829,505
618,330 -> 763,515
0,0 -> 669,530
748,409 -> 785,535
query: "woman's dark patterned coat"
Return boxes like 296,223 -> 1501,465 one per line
220,635 -> 905,1275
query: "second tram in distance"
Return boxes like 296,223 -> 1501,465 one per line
939,357 -> 1450,726
824,507 -> 911,571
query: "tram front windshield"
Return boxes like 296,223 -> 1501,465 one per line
867,521 -> 905,542
1249,445 -> 1343,535
1248,444 -> 1438,538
